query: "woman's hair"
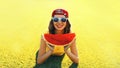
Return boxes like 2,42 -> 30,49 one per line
48,19 -> 71,34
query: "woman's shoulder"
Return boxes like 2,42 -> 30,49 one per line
40,31 -> 49,39
69,31 -> 76,36
41,31 -> 49,35
43,31 -> 49,34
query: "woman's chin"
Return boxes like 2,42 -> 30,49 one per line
56,28 -> 64,31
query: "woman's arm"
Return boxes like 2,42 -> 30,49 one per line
64,39 -> 79,63
37,38 -> 54,64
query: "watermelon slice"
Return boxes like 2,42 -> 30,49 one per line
43,33 -> 76,46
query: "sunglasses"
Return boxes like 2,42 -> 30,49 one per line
52,17 -> 67,22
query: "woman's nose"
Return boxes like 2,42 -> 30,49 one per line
58,21 -> 61,23
57,21 -> 62,23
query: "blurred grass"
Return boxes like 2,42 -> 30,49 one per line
0,0 -> 120,68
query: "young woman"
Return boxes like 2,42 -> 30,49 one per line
36,9 -> 79,65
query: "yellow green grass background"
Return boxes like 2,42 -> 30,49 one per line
0,0 -> 120,68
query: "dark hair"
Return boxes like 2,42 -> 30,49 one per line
48,19 -> 71,34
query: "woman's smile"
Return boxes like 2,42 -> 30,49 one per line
54,22 -> 66,31
56,24 -> 64,28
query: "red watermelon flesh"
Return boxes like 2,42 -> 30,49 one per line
43,33 -> 76,46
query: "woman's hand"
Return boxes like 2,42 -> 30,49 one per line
48,44 -> 54,52
64,45 -> 71,52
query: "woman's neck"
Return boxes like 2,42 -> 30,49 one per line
55,30 -> 64,34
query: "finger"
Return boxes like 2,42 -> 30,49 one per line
48,44 -> 54,50
49,44 -> 54,48
64,45 -> 71,50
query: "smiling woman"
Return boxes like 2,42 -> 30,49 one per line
1,0 -> 120,68
34,9 -> 79,68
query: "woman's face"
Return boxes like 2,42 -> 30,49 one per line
53,15 -> 67,31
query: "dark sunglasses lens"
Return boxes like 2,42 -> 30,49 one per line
61,18 -> 67,22
53,18 -> 58,22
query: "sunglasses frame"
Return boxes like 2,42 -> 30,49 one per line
52,17 -> 68,22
